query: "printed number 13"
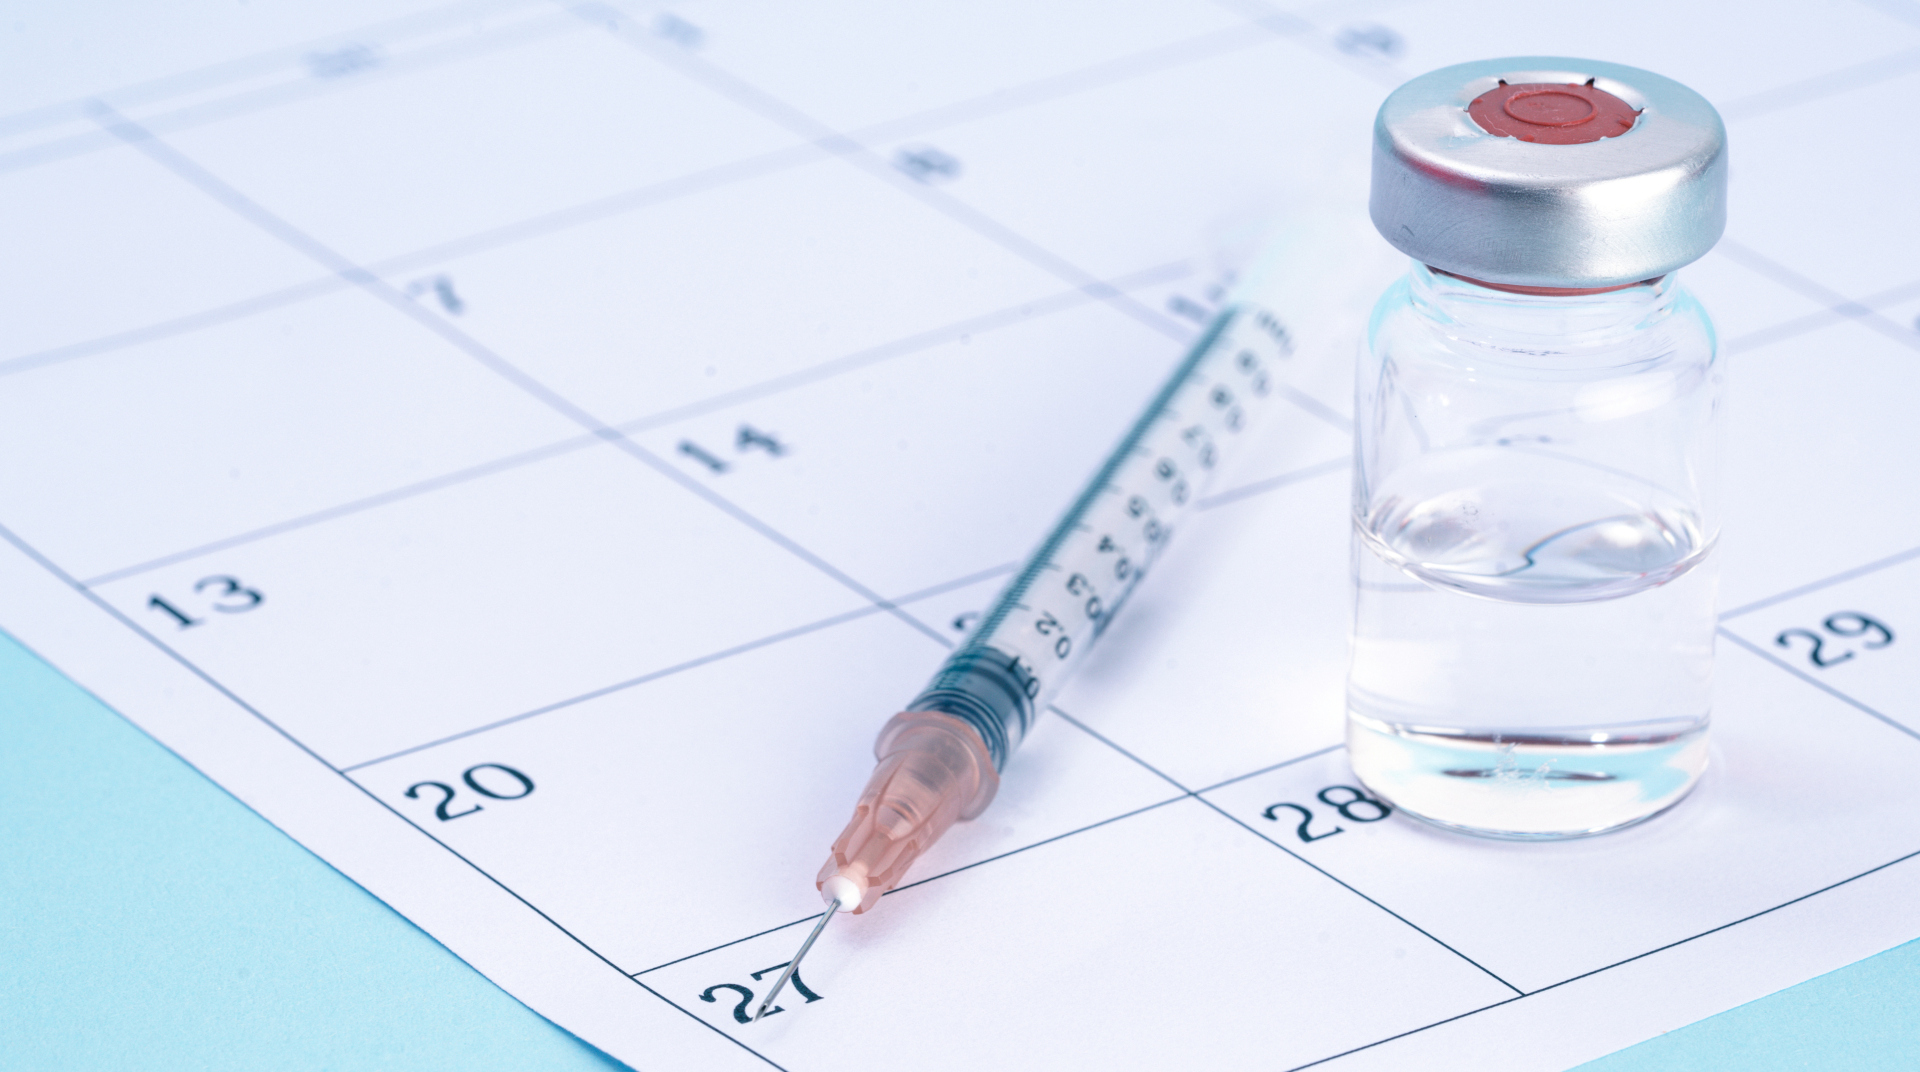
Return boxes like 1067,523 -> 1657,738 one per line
148,575 -> 264,629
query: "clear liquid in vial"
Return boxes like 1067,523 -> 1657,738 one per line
1346,476 -> 1717,839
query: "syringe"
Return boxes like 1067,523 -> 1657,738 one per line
753,212 -> 1387,1020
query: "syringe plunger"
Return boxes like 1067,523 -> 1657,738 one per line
816,711 -> 999,913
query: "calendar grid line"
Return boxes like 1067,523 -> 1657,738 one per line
68,258 -> 1191,590
0,0 -> 1392,371
4,124 -> 1195,421
86,101 -> 967,651
1721,274 -> 1920,357
1715,239 -> 1920,352
1280,995 -> 1528,1072
1193,793 -> 1527,995
2,0 -> 1371,419
1191,742 -> 1348,794
1047,677 -> 1529,997
87,102 -> 614,430
633,911 -> 839,980
634,792 -> 1204,980
1718,628 -> 1920,743
0,137 -> 830,377
629,741 -> 1360,979
832,155 -> 1196,346
833,22 -> 1281,148
338,602 -> 901,772
0,8 -> 585,177
582,5 -> 1198,348
1195,457 -> 1349,511
631,975 -> 790,1071
610,259 -> 1198,435
0,514 -> 792,1071
11,448 -> 1908,1067
124,10 -> 586,137
1526,845 -> 1920,997
358,140 -> 840,275
363,540 -> 1920,1001
595,435 -> 960,647
1049,704 -> 1195,795
0,275 -> 348,382
1269,382 -> 1354,433
76,81 -> 1368,716
1719,541 -> 1920,620
338,560 -> 1019,773
4,0 -> 1915,360
77,432 -> 603,588
0,0 -> 551,137
0,143 -> 1189,391
1208,0 -> 1410,90
873,791 -> 1194,899
20,0 -> 1908,402
345,602 -> 1920,1004
1255,847 -> 1920,1071
0,127 -> 125,178
324,451 -> 1362,773
575,768 -> 1920,1066
4,0 -> 1265,170
0,519 -> 342,771
1715,44 -> 1920,122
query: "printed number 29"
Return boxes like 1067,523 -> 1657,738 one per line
1776,611 -> 1893,668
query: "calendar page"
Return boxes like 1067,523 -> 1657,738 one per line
5,2 -> 1920,1069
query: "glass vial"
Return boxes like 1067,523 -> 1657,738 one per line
1347,59 -> 1729,838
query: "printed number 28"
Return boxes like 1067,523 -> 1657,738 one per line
1262,785 -> 1392,843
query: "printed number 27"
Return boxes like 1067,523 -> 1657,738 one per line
698,962 -> 824,1024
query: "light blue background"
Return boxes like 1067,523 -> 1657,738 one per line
3,628 -> 1913,1071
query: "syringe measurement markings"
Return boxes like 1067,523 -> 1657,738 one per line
953,307 -> 1288,690
820,305 -> 1287,802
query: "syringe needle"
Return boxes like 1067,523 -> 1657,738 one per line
751,898 -> 841,1022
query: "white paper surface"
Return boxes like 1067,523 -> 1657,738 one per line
5,2 -> 1920,1070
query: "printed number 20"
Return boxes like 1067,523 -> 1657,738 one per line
405,763 -> 535,821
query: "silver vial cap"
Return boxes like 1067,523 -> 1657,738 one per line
1370,57 -> 1727,289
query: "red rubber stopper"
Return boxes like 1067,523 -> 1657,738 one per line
1467,80 -> 1640,144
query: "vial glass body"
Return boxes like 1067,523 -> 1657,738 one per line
1345,263 -> 1722,838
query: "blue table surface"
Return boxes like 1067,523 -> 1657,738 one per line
4,628 -> 1915,1071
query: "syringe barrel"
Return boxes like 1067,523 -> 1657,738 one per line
816,303 -> 1298,912
905,212 -> 1391,772
906,303 -> 1294,769
818,214 -> 1392,912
